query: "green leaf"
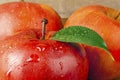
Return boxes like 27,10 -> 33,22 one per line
51,26 -> 109,52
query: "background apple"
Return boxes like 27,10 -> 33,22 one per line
0,28 -> 88,80
0,2 -> 62,40
64,5 -> 120,80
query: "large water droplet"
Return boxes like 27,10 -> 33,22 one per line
26,54 -> 40,62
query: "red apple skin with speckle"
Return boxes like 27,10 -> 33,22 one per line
0,30 -> 88,80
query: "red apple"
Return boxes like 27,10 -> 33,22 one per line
0,2 -> 62,40
0,30 -> 88,80
0,18 -> 88,80
64,5 -> 120,80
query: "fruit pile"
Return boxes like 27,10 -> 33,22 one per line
0,1 -> 120,80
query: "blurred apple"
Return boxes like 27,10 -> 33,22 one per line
0,2 -> 62,40
64,5 -> 120,80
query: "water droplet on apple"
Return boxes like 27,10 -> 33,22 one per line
6,68 -> 12,79
42,47 -> 45,51
53,46 -> 63,52
60,74 -> 64,78
9,46 -> 12,49
11,9 -> 15,13
101,32 -> 104,36
0,50 -> 4,53
26,54 -> 40,62
18,23 -> 21,26
36,47 -> 42,51
36,46 -> 45,52
59,46 -> 63,49
55,47 -> 58,50
59,62 -> 63,70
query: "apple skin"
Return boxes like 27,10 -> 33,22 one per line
0,30 -> 88,80
64,5 -> 120,80
0,2 -> 62,40
83,45 -> 120,80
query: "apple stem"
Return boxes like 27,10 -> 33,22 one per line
41,18 -> 48,40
